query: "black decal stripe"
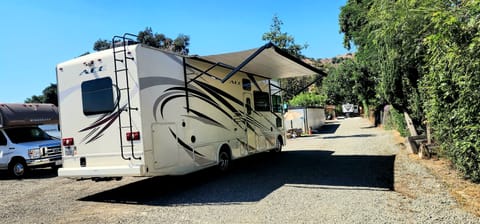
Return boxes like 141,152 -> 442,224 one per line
184,108 -> 228,130
246,123 -> 256,133
139,77 -> 186,90
169,128 -> 205,157
79,106 -> 124,132
195,80 -> 244,106
246,116 -> 270,131
183,115 -> 229,130
80,127 -> 100,143
193,80 -> 243,110
167,86 -> 220,108
85,109 -> 122,144
87,133 -> 104,144
169,128 -> 177,139
256,113 -> 277,129
153,91 -> 184,121
191,94 -> 224,113
157,90 -> 242,129
160,94 -> 186,118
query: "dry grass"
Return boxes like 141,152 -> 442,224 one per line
413,155 -> 480,217
393,131 -> 480,217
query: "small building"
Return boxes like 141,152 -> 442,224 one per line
284,106 -> 325,135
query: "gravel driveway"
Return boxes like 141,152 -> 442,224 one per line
0,117 -> 478,223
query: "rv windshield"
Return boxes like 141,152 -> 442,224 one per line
4,127 -> 53,144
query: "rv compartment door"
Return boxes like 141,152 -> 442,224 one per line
152,123 -> 179,169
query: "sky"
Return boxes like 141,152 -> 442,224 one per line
0,0 -> 350,103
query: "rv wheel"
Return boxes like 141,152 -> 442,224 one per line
217,150 -> 231,172
9,159 -> 28,178
271,138 -> 283,153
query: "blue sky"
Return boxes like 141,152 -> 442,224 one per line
0,0 -> 350,103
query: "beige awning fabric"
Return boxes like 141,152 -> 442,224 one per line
190,43 -> 326,82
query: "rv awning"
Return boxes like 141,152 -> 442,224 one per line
191,42 -> 327,82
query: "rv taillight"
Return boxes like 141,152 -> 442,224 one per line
62,138 -> 74,146
126,132 -> 140,141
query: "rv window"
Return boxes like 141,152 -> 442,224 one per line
81,77 -> 115,115
253,91 -> 270,111
242,79 -> 251,91
272,95 -> 282,113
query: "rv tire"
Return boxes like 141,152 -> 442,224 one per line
271,137 -> 283,153
217,148 -> 231,172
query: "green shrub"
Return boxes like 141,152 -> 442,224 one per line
422,1 -> 480,182
288,92 -> 326,107
383,107 -> 409,137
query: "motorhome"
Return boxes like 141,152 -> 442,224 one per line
0,103 -> 62,178
57,34 -> 324,179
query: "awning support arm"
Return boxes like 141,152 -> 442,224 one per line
270,74 -> 325,98
221,42 -> 274,83
292,75 -> 325,96
270,83 -> 288,95
186,62 -> 226,84
185,63 -> 223,82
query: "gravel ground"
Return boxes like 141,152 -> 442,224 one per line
0,117 -> 478,223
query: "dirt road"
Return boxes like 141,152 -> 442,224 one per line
0,117 -> 478,223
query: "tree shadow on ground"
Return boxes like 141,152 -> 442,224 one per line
80,150 -> 395,206
314,123 -> 340,134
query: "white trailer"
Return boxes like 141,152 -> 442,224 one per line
57,34 -> 324,179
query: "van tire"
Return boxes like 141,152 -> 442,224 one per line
217,148 -> 231,172
8,158 -> 28,178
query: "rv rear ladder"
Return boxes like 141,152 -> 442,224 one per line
112,33 -> 141,161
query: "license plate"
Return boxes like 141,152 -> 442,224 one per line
65,147 -> 74,156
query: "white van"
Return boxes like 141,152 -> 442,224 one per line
0,103 -> 62,178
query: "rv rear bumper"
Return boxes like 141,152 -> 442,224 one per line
58,165 -> 144,178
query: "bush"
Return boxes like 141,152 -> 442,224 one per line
422,2 -> 480,182
383,106 -> 409,137
288,92 -> 326,107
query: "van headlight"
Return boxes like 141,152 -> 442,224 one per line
28,148 -> 41,159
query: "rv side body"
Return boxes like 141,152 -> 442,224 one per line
57,44 -> 284,178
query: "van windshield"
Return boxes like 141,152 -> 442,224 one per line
4,127 -> 53,144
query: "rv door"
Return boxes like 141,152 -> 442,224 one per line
243,93 -> 256,152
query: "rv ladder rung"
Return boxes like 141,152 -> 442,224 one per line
119,87 -> 129,90
114,49 -> 126,53
121,126 -> 132,129
115,59 -> 124,63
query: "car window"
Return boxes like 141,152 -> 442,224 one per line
3,127 -> 52,144
0,132 -> 6,145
